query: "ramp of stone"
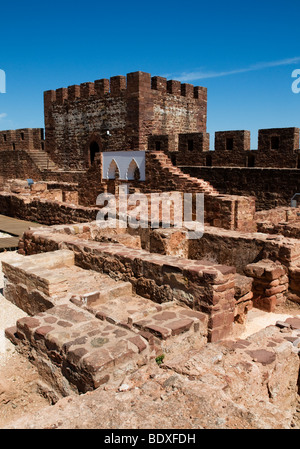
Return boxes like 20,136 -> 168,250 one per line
6,302 -> 149,394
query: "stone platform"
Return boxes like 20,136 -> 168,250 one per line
4,249 -> 208,396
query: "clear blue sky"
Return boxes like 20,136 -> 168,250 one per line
0,0 -> 299,149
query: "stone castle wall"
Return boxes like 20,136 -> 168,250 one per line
43,71 -> 207,170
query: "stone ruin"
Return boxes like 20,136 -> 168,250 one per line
0,71 -> 299,428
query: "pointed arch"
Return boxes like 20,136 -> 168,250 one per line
90,141 -> 100,164
127,158 -> 140,181
86,134 -> 102,168
107,159 -> 120,179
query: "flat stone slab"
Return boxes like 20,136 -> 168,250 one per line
285,317 -> 300,330
70,292 -> 208,340
133,305 -> 207,340
56,266 -> 132,302
7,303 -> 149,393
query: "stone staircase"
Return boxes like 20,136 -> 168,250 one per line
147,151 -> 218,195
4,249 -> 207,396
27,149 -> 58,171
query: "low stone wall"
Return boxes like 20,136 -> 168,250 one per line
205,194 -> 256,232
234,274 -> 253,324
0,187 -> 257,235
2,250 -> 75,315
255,206 -> 300,224
181,166 -> 300,210
288,265 -> 300,302
188,226 -> 300,273
244,260 -> 288,312
0,150 -> 43,181
0,192 -> 98,225
257,222 -> 300,239
19,228 -> 237,342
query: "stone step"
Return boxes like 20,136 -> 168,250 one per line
27,150 -> 58,171
151,152 -> 218,194
132,306 -> 207,340
71,292 -> 208,341
6,302 -> 150,394
2,251 -> 133,315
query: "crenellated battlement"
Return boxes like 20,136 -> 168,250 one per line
44,71 -> 206,106
172,127 -> 300,169
0,128 -> 44,151
214,128 -> 300,153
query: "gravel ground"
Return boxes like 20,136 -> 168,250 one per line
238,308 -> 298,339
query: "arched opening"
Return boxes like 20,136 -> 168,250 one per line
127,159 -> 140,181
90,141 -> 100,165
107,159 -> 120,179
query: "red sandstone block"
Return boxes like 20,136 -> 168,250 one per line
235,291 -> 253,304
34,325 -> 55,339
126,71 -> 151,93
80,348 -> 114,373
253,295 -> 277,312
178,309 -> 207,322
211,291 -> 225,306
143,323 -> 171,340
4,326 -> 19,345
127,335 -> 147,353
213,279 -> 235,292
44,90 -> 56,104
269,278 -> 280,287
18,316 -> 41,330
152,311 -> 177,321
279,275 -> 289,285
264,266 -> 287,280
246,349 -> 276,366
209,311 -> 234,329
166,318 -> 194,336
265,284 -> 287,296
66,347 -> 89,365
138,330 -> 154,346
285,317 -> 300,329
208,326 -> 231,343
215,265 -> 236,276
